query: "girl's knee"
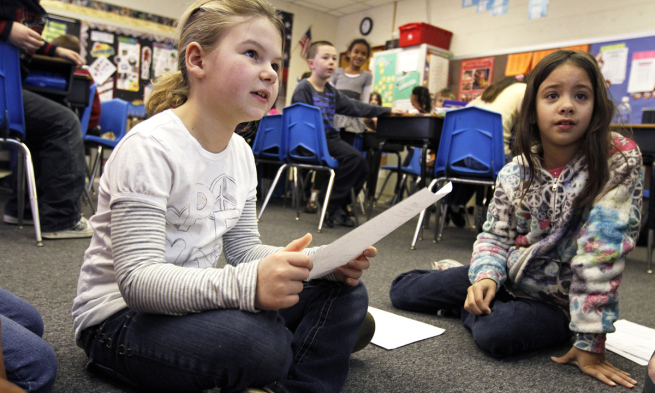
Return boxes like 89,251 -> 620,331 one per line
389,270 -> 425,309
11,337 -> 57,393
471,326 -> 515,357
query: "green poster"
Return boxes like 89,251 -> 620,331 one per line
43,20 -> 68,43
373,52 -> 397,107
393,71 -> 420,101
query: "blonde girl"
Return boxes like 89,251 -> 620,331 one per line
390,50 -> 642,389
71,0 -> 375,391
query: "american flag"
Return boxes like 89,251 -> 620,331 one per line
299,28 -> 312,58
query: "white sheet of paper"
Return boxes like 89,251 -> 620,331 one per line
309,182 -> 452,279
606,319 -> 655,366
398,50 -> 419,73
627,55 -> 655,94
88,56 -> 116,86
368,307 -> 445,350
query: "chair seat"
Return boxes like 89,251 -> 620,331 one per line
84,134 -> 121,148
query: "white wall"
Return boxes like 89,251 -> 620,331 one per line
336,0 -> 655,59
268,0 -> 339,106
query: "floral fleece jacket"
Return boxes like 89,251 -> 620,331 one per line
469,134 -> 643,353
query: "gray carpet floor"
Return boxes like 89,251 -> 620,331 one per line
1,194 -> 653,393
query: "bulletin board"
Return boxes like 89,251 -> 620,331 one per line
591,36 -> 655,125
449,36 -> 655,125
80,22 -> 175,103
46,11 -> 294,110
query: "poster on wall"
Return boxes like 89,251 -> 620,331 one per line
458,57 -> 494,101
372,52 -> 398,107
427,50 -> 449,94
627,51 -> 655,94
152,43 -> 178,78
81,21 -> 175,103
116,37 -> 141,92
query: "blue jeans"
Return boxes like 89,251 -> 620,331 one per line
4,89 -> 86,231
0,287 -> 57,393
389,266 -> 572,357
79,280 -> 369,392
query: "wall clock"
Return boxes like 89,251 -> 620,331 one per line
360,17 -> 373,36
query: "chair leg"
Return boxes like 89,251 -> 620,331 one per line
350,188 -> 359,227
375,172 -> 393,201
391,174 -> 408,205
83,187 -> 96,215
16,148 -> 25,226
318,169 -> 336,233
88,145 -> 103,194
293,167 -> 301,221
411,178 -> 439,250
258,164 -> 287,221
436,199 -> 448,242
12,141 -> 43,246
411,208 -> 426,250
648,229 -> 653,274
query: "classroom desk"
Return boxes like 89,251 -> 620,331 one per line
367,113 -> 444,217
614,123 -> 655,273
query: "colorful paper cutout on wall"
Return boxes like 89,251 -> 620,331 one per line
505,53 -> 532,76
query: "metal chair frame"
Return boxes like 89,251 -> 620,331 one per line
0,41 -> 42,246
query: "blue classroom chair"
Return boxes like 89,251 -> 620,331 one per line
252,114 -> 289,220
0,41 -> 42,245
279,103 -> 339,232
376,146 -> 423,205
411,106 -> 504,249
84,98 -> 129,194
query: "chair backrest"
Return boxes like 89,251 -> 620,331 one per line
281,102 -> 338,168
0,41 -> 26,140
79,83 -> 98,135
252,113 -> 283,160
434,106 -> 505,179
402,147 -> 423,176
97,98 -> 129,141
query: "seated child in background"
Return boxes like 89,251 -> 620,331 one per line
292,41 -> 403,228
1,0 -> 93,239
409,86 -> 431,114
50,34 -> 102,132
432,87 -> 456,114
364,91 -> 382,131
390,50 -> 643,389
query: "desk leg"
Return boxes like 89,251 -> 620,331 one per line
367,142 -> 385,219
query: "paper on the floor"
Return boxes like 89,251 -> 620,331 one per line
309,182 -> 452,279
367,307 -> 445,350
606,319 -> 655,366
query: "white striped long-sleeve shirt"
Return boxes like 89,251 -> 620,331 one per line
72,111 -> 330,339
112,197 -> 292,316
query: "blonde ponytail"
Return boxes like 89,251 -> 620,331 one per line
146,0 -> 284,117
146,71 -> 189,116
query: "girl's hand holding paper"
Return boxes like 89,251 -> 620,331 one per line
334,246 -> 376,286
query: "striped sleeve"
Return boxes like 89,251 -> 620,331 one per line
112,201 -> 260,315
223,197 -> 336,280
222,197 -> 283,265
